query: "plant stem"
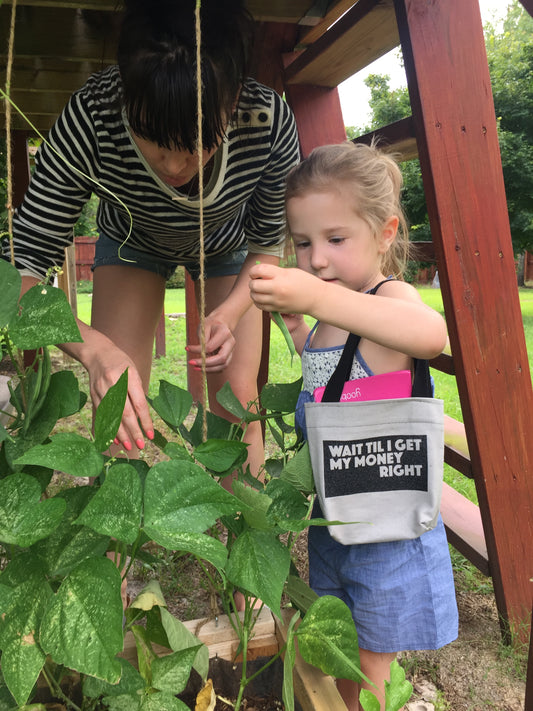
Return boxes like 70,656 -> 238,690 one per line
41,663 -> 83,711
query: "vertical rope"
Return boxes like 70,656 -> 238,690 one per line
195,0 -> 208,439
4,0 -> 17,265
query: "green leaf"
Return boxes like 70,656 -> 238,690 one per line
143,460 -> 240,535
30,486 -> 110,578
231,480 -> 271,531
139,691 -> 189,711
159,607 -> 209,682
260,378 -> 303,413
183,404 -> 244,447
151,645 -> 201,693
296,596 -> 363,683
4,399 -> 61,472
150,380 -> 193,428
282,610 -> 300,711
143,530 -> 227,574
0,422 -> 9,445
47,370 -> 86,418
284,575 -> 319,616
215,381 -> 260,422
0,681 -> 17,711
225,530 -> 291,616
14,432 -> 104,478
384,659 -> 413,711
9,284 -> 81,349
280,442 -> 315,494
0,473 -> 65,547
76,462 -> 142,543
193,438 -> 248,473
164,442 -> 194,461
265,478 -> 310,532
359,689 -> 381,711
93,370 -> 128,452
0,554 -> 52,707
130,580 -> 167,612
131,624 -> 156,685
0,260 -> 22,328
40,557 -> 124,683
101,693 -> 142,711
83,658 -> 145,699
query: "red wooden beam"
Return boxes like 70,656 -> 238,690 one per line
396,0 -> 533,640
284,81 -> 346,157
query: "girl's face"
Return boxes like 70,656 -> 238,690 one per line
287,187 -> 398,293
131,133 -> 220,188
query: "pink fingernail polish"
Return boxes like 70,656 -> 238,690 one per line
123,440 -> 132,452
136,438 -> 145,450
113,437 -> 119,445
146,430 -> 155,440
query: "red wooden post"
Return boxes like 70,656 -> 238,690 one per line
283,81 -> 346,157
396,0 -> 533,639
185,273 -> 204,404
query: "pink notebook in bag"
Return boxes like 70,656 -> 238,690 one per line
313,370 -> 412,403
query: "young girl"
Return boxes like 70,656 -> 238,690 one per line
249,142 -> 458,710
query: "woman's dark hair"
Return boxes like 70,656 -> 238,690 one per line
117,0 -> 254,151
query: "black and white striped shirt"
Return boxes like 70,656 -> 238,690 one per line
7,66 -> 300,279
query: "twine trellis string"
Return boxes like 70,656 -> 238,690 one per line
4,0 -> 17,265
195,0 -> 208,439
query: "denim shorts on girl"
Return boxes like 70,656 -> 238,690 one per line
93,233 -> 248,281
308,501 -> 458,653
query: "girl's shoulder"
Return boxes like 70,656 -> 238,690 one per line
374,278 -> 423,304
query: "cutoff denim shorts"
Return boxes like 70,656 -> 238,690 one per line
308,501 -> 459,653
93,233 -> 248,281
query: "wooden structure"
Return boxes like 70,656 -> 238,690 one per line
1,0 -> 533,686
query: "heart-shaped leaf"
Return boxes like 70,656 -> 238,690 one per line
40,557 -> 124,683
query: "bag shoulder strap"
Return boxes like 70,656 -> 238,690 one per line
321,280 -> 433,402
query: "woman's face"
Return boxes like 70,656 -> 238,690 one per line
131,133 -> 220,188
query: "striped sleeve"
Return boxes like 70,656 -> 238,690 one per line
9,93 -> 98,278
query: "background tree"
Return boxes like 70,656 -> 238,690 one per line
348,0 -> 533,260
486,1 -> 533,254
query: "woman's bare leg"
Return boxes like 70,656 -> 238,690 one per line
91,264 -> 166,393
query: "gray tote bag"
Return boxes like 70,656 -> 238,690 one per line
305,317 -> 444,545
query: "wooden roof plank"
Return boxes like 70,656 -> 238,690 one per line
285,0 -> 399,88
2,0 -> 321,23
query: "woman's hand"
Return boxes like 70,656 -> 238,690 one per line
186,312 -> 237,372
83,338 -> 154,452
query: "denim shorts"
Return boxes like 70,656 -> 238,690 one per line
308,503 -> 458,653
93,233 -> 248,281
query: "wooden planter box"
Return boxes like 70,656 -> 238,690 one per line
120,607 -> 346,711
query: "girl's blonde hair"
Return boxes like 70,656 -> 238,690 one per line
285,141 -> 409,278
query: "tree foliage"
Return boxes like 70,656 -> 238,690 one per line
352,0 -> 533,255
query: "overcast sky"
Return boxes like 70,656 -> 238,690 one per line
338,0 -> 512,127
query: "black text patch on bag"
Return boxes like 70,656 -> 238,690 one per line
323,435 -> 428,497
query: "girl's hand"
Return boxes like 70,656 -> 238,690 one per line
249,263 -> 320,314
85,346 -> 154,452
